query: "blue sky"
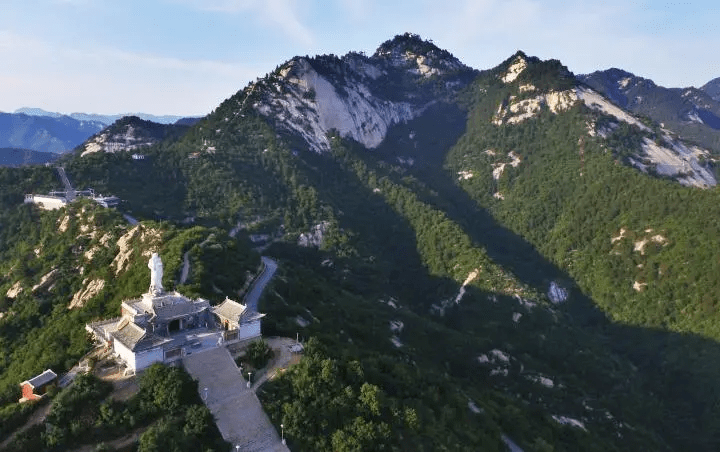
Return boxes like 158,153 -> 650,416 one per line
0,0 -> 718,115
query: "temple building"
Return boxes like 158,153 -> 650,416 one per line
86,253 -> 264,373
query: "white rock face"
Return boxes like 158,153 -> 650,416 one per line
638,136 -> 716,188
32,269 -> 59,293
454,269 -> 480,304
457,170 -> 473,180
527,374 -> 554,388
81,122 -> 158,157
548,281 -> 568,304
490,349 -> 510,363
501,56 -> 528,83
633,280 -> 647,292
111,226 -> 162,275
6,281 -> 23,299
687,110 -> 704,124
611,228 -> 627,244
298,221 -> 330,247
389,320 -> 404,333
493,90 -> 578,125
576,86 -> 649,131
552,415 -> 587,431
468,399 -> 483,414
491,152 -> 522,180
256,58 -> 423,153
69,278 -> 105,309
519,84 -> 536,93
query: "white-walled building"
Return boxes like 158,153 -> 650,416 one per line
86,254 -> 264,373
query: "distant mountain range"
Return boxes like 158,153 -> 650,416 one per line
0,109 -> 202,153
579,69 -> 720,152
12,107 -> 199,126
0,112 -> 105,153
702,77 -> 720,102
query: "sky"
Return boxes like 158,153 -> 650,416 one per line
0,0 -> 718,116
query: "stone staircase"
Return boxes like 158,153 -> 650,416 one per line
183,346 -> 288,452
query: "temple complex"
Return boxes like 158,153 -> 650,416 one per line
86,253 -> 264,373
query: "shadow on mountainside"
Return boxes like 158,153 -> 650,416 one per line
362,112 -> 720,450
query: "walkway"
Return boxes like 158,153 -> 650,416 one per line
244,257 -> 277,311
183,346 -> 289,452
179,250 -> 190,284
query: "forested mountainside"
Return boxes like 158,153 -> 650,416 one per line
0,147 -> 58,167
77,115 -> 192,156
579,68 -> 720,152
3,33 -> 720,450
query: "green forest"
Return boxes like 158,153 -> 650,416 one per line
3,38 -> 720,450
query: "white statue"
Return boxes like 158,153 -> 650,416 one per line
148,252 -> 164,295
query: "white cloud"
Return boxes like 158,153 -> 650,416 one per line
172,0 -> 314,46
337,0 -> 371,20
0,30 -> 261,114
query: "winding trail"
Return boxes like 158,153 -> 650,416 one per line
244,257 -> 278,311
182,255 -> 288,451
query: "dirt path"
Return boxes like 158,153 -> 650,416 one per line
0,402 -> 51,450
74,427 -> 149,452
249,337 -> 302,390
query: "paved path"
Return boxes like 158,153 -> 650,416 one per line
123,213 -> 139,225
501,434 -> 525,452
249,337 -> 301,390
244,257 -> 278,311
179,251 -> 190,284
183,347 -> 289,452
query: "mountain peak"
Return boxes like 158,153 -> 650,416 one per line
702,77 -> 720,102
372,33 -> 465,74
374,32 -> 439,57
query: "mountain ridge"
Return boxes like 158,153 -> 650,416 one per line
702,76 -> 720,102
13,107 -> 199,126
3,34 -> 720,451
579,68 -> 720,152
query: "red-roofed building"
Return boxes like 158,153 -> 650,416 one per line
19,369 -> 57,402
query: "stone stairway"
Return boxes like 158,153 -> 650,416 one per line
183,346 -> 288,451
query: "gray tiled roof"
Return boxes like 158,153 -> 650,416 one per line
212,298 -> 247,322
213,298 -> 265,324
111,319 -> 168,351
86,317 -> 122,341
25,369 -> 57,388
153,298 -> 207,320
111,319 -> 145,349
127,293 -> 210,321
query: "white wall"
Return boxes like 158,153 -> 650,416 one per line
29,195 -> 67,210
113,339 -> 136,371
239,320 -> 261,340
135,347 -> 164,371
113,339 -> 164,372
